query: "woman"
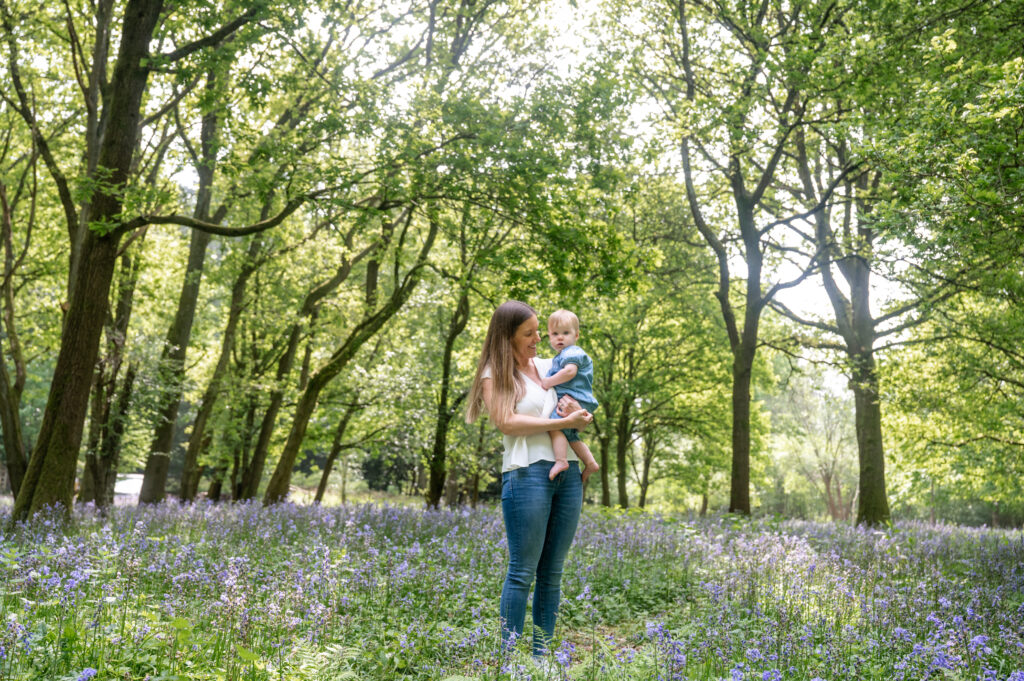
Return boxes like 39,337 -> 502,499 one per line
466,300 -> 593,657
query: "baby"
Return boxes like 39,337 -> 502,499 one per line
542,309 -> 601,482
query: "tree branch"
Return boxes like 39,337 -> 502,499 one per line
157,7 -> 261,65
929,433 -> 1024,450
767,298 -> 840,335
0,2 -> 79,239
123,191 -> 317,237
758,161 -> 863,237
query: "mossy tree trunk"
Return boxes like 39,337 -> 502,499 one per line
426,290 -> 470,508
10,0 -> 164,520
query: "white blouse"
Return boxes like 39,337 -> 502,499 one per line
483,357 -> 579,472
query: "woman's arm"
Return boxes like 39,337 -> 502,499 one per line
482,378 -> 592,436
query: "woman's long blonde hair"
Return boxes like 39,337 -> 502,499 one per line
466,300 -> 536,425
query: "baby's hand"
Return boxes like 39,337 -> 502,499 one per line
556,395 -> 581,416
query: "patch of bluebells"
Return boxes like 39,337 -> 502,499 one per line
0,502 -> 1021,680
645,621 -> 687,679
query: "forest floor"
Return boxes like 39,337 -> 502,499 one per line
2,499 -> 1023,680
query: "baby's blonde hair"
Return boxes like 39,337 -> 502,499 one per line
547,309 -> 579,333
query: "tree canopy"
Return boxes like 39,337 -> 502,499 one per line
1,0 -> 1021,525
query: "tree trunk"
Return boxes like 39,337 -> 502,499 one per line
729,346 -> 754,514
0,183 -> 27,497
96,364 -> 136,507
239,325 -> 299,500
340,453 -> 349,505
207,471 -> 224,502
836,477 -> 848,522
851,352 -> 890,526
727,200 -> 762,516
816,216 -> 891,525
80,361 -> 137,508
426,291 -> 470,508
240,255 -> 363,500
614,393 -> 631,509
79,372 -> 106,506
822,472 -> 835,521
314,402 -> 358,504
597,427 -> 611,507
0,357 -> 26,496
444,467 -> 460,508
13,230 -> 122,518
80,242 -> 142,506
149,230 -> 213,500
239,398 -> 258,497
143,77 -> 220,502
12,0 -> 164,520
141,239 -> 258,504
638,436 -> 653,509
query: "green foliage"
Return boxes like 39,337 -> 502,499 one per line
1,0 -> 1022,519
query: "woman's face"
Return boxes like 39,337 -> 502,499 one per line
510,315 -> 540,365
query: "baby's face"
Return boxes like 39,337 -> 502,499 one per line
547,324 -> 579,353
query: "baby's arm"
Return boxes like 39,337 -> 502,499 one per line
541,363 -> 578,391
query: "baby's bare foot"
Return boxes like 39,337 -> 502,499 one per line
582,461 -> 600,484
549,460 -> 569,480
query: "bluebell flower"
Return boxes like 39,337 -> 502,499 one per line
893,627 -> 913,642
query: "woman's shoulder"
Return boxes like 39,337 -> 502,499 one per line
481,363 -> 492,379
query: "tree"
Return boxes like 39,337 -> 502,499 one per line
423,218 -> 476,509
574,173 -> 730,509
767,0 -> 1022,524
1,0 -> 331,520
141,72 -> 222,503
875,0 -> 1023,525
609,0 -> 859,513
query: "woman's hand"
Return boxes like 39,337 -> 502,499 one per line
563,408 -> 593,430
557,396 -> 592,430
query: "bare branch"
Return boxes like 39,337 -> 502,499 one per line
767,298 -> 840,335
875,285 -> 961,337
759,161 -> 863,236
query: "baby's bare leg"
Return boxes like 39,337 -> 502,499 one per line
569,440 -> 600,483
549,430 -> 570,480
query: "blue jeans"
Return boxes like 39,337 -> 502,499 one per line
500,460 -> 583,656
